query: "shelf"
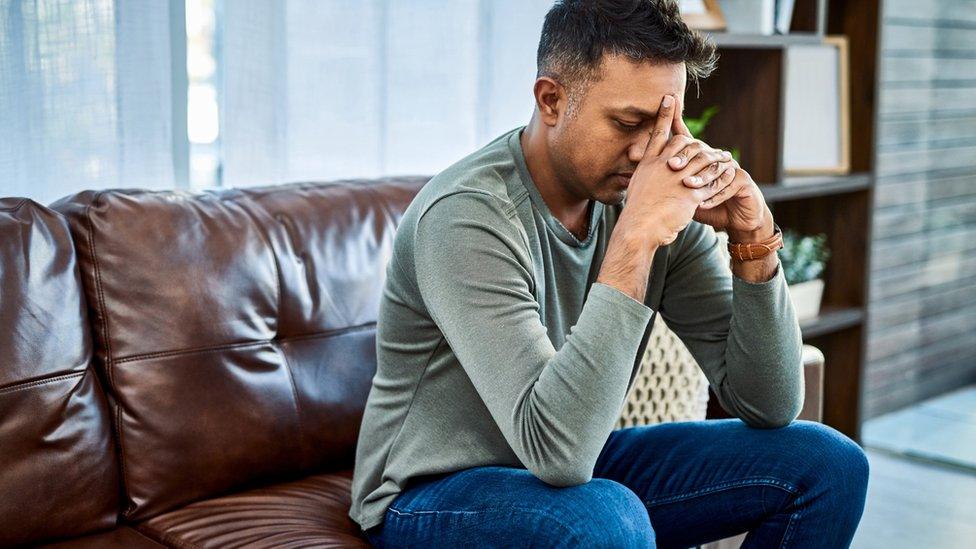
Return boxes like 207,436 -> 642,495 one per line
704,32 -> 823,49
760,173 -> 872,203
800,306 -> 865,339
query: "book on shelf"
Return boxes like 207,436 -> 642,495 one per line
775,0 -> 796,34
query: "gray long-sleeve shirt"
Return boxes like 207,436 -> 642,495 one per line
348,126 -> 804,532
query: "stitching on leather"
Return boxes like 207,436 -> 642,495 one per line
85,191 -> 133,512
273,341 -> 307,464
112,322 -> 376,364
0,372 -> 84,396
642,476 -> 799,507
237,196 -> 283,331
0,198 -> 28,212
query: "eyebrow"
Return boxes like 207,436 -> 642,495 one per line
611,104 -> 685,118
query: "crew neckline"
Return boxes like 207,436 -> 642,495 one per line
507,127 -> 603,248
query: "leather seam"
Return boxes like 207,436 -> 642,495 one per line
0,371 -> 84,396
274,342 -> 307,467
0,198 -> 28,212
237,196 -> 283,335
112,323 -> 376,364
85,191 -> 132,515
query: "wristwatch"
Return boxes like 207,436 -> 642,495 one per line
727,222 -> 783,261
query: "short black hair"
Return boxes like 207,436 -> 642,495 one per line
537,0 -> 718,100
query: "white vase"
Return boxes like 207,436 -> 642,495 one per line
788,278 -> 824,322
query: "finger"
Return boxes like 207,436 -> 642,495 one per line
699,169 -> 740,208
668,140 -> 700,170
691,165 -> 736,201
672,95 -> 693,138
682,149 -> 732,180
681,157 -> 735,188
671,143 -> 731,170
645,94 -> 675,158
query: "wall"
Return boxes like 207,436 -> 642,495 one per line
865,0 -> 976,418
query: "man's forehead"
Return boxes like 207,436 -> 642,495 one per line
610,103 -> 685,118
589,56 -> 686,114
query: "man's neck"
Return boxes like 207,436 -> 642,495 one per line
519,119 -> 592,236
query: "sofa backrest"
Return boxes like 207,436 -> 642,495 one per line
0,198 -> 121,546
50,177 -> 428,521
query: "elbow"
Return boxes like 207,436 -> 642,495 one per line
745,401 -> 802,429
531,463 -> 593,487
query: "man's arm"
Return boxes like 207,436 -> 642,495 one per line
413,192 -> 654,487
659,220 -> 804,428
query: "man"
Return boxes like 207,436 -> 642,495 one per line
350,0 -> 869,546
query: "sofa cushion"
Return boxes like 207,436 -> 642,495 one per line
0,198 -> 120,546
137,469 -> 369,548
38,527 -> 165,548
50,178 -> 427,521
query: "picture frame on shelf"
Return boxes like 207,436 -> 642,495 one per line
783,36 -> 851,176
679,0 -> 726,31
716,0 -> 776,35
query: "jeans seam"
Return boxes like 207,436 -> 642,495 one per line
642,476 -> 799,507
385,505 -> 578,544
780,510 -> 801,548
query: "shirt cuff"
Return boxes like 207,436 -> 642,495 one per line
589,281 -> 655,320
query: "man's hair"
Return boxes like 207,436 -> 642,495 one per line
537,0 -> 718,105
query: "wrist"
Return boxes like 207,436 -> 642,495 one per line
615,211 -> 667,249
728,217 -> 775,244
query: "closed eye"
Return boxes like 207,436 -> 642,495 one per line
616,119 -> 641,130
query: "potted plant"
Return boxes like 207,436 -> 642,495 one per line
777,229 -> 831,321
684,105 -> 740,163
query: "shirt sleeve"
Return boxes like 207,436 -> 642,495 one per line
413,191 -> 653,486
659,221 -> 804,428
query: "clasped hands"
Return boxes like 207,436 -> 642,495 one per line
656,93 -> 773,244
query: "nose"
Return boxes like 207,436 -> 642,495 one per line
629,132 -> 652,163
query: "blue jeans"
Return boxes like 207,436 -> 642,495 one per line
363,419 -> 869,548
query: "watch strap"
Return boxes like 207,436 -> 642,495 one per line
727,222 -> 783,261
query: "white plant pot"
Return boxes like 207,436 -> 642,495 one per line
788,278 -> 824,322
717,0 -> 777,35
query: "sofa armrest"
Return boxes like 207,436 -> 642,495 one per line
705,344 -> 825,423
798,344 -> 824,423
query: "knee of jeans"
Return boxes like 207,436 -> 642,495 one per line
791,421 -> 870,493
565,478 -> 655,547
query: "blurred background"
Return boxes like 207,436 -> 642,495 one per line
1,1 -> 974,546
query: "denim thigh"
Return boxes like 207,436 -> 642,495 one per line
366,465 -> 655,548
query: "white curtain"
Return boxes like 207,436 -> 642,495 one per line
0,0 -> 179,205
221,0 -> 555,187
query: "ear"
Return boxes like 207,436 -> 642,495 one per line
533,77 -> 565,126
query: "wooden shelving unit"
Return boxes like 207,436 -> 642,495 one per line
694,0 -> 880,443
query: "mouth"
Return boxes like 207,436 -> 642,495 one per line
613,173 -> 633,187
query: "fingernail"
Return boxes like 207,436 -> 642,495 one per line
662,95 -> 674,107
670,157 -> 684,166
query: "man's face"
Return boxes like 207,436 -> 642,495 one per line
548,55 -> 686,206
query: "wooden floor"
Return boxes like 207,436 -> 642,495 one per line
852,448 -> 976,548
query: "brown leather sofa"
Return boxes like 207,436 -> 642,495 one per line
1,177 -> 823,547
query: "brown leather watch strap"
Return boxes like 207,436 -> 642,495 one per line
727,222 -> 783,261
